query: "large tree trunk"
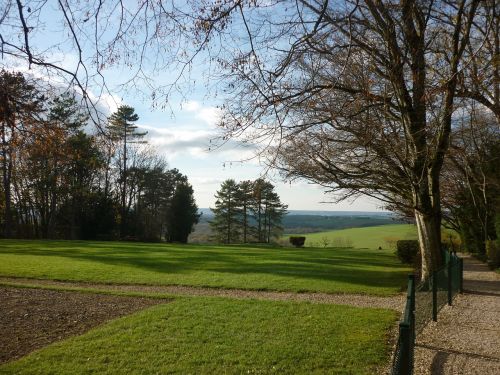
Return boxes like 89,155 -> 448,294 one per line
414,210 -> 443,280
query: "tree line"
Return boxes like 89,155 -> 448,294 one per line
210,179 -> 287,244
0,70 -> 199,242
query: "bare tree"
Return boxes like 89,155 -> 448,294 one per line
0,0 -> 204,123
193,1 -> 482,279
455,1 -> 500,123
2,1 -> 492,279
441,106 -> 500,253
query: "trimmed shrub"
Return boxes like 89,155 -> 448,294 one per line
486,240 -> 500,268
396,240 -> 419,264
289,236 -> 306,248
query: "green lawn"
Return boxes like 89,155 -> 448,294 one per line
0,240 -> 410,296
0,297 -> 397,375
289,224 -> 417,249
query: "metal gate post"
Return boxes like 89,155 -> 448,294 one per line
432,271 -> 437,321
447,260 -> 452,306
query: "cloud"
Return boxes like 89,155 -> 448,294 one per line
189,177 -> 225,185
181,100 -> 222,127
140,124 -> 257,161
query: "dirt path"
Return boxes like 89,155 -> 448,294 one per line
414,255 -> 500,374
0,276 -> 405,311
0,287 -> 168,364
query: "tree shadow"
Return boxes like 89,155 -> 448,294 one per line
430,350 -> 450,375
0,240 -> 409,291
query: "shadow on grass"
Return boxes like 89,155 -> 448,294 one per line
0,240 -> 409,290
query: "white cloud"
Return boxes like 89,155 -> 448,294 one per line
139,123 -> 258,162
181,100 -> 222,127
182,100 -> 201,112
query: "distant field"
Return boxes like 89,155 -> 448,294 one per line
288,224 -> 417,249
0,297 -> 396,374
0,240 -> 410,296
191,213 -> 404,241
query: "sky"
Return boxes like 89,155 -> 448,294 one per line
129,97 -> 382,211
1,2 -> 383,211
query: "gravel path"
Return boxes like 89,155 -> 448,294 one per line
0,276 -> 405,311
414,255 -> 500,375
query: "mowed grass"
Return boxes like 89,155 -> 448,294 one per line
0,297 -> 397,375
0,239 -> 410,296
292,224 -> 418,249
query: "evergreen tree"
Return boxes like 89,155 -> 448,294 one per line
262,189 -> 288,243
49,94 -> 98,239
210,179 -> 242,243
107,105 -> 146,238
251,179 -> 287,243
166,182 -> 200,243
251,179 -> 272,242
237,180 -> 254,243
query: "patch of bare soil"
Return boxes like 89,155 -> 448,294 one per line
0,287 -> 168,365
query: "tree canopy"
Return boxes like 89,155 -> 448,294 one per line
0,71 -> 199,242
210,179 -> 287,244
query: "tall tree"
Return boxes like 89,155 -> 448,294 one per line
441,108 -> 500,254
0,70 -> 43,237
48,94 -> 95,239
455,1 -> 500,123
263,189 -> 288,244
237,180 -> 254,243
251,179 -> 287,243
210,179 -> 242,244
166,182 -> 200,243
107,105 -> 146,238
197,1 -> 481,279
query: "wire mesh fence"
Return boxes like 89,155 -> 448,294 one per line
414,278 -> 432,334
391,251 -> 463,375
391,275 -> 415,375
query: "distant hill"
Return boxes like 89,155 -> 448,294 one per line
198,208 -> 395,219
190,209 -> 405,242
282,214 -> 402,233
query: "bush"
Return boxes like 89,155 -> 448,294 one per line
486,240 -> 500,269
396,240 -> 419,264
289,236 -> 306,248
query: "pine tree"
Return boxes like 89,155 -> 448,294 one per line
210,179 -> 242,243
237,180 -> 254,243
107,105 -> 146,238
252,179 -> 271,242
48,94 -> 93,239
251,179 -> 287,243
263,190 -> 288,243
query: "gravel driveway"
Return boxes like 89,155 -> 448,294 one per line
414,255 -> 500,374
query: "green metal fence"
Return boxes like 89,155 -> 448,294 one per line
391,251 -> 463,375
391,275 -> 416,375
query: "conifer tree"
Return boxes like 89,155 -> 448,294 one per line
107,105 -> 146,237
166,181 -> 200,243
237,180 -> 254,243
251,179 -> 287,243
210,179 -> 242,244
